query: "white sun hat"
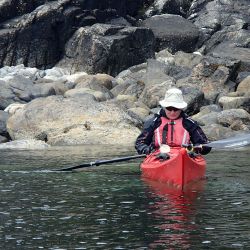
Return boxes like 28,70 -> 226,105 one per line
159,88 -> 187,109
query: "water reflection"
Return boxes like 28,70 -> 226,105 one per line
142,178 -> 206,249
0,146 -> 250,249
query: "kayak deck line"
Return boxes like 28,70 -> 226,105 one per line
140,147 -> 206,190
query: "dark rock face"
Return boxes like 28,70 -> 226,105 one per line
58,24 -> 155,76
0,0 -> 147,70
0,1 -> 78,68
72,0 -> 145,17
144,0 -> 193,17
0,0 -> 249,73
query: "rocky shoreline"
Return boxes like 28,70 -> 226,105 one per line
0,0 -> 249,149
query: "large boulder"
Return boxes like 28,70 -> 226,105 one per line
178,85 -> 205,115
57,24 -> 155,76
73,74 -> 115,99
218,95 -> 250,113
209,42 -> 250,72
138,78 -> 175,108
140,14 -> 199,52
7,95 -> 140,146
191,105 -> 222,126
217,109 -> 250,128
237,75 -> 250,95
142,59 -> 175,85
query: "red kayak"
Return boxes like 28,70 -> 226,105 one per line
140,147 -> 206,190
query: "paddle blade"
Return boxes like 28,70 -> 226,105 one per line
207,133 -> 250,149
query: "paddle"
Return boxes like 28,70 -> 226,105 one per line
183,133 -> 250,150
56,154 -> 146,172
206,133 -> 250,149
57,134 -> 250,172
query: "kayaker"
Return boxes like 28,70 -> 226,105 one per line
135,88 -> 211,156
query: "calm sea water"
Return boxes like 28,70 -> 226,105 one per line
0,145 -> 249,250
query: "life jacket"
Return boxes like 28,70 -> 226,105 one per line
154,117 -> 190,148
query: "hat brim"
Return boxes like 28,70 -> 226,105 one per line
159,100 -> 187,109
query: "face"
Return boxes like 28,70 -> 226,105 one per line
165,106 -> 182,120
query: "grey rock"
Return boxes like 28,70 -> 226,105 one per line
138,78 -> 175,108
0,75 -> 33,109
0,74 -> 57,109
128,107 -> 150,123
64,88 -> 108,102
115,63 -> 147,84
140,14 -> 199,52
143,59 -> 174,85
209,42 -> 250,72
0,110 -> 9,136
74,75 -> 114,100
191,105 -> 222,126
111,81 -> 133,97
190,0 -> 250,60
174,51 -> 203,69
180,85 -> 205,115
237,76 -> 250,95
0,64 -> 41,80
34,80 -> 76,95
236,72 -> 250,84
0,135 -> 9,143
219,96 -> 250,113
144,0 -> 192,17
186,56 -> 239,103
217,109 -> 250,127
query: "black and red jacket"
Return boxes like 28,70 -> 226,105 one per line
135,109 -> 211,155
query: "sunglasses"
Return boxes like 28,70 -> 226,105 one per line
165,107 -> 180,112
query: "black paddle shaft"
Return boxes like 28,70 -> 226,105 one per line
57,154 -> 146,172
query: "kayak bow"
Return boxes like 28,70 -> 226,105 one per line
140,147 -> 206,190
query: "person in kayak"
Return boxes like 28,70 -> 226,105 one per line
135,88 -> 211,156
